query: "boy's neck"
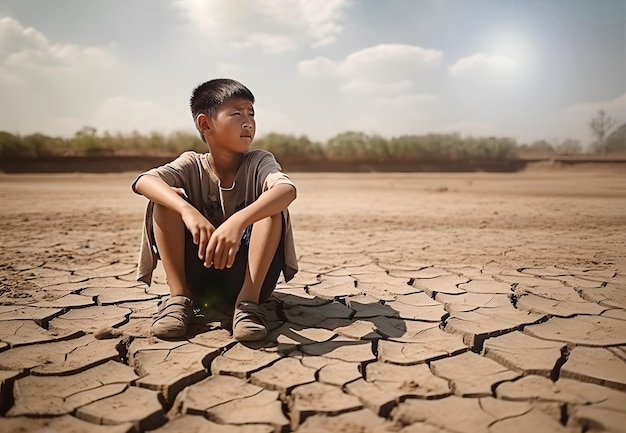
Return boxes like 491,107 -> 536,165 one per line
208,151 -> 243,187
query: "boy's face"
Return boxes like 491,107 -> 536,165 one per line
206,97 -> 255,154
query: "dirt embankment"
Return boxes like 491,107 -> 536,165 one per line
2,155 -> 626,174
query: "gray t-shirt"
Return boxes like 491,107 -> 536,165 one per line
132,149 -> 298,285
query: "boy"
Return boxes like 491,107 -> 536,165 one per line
132,78 -> 298,341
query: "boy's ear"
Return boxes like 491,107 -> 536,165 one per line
196,113 -> 211,135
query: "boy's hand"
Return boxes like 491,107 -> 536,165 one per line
204,216 -> 245,270
180,206 -> 216,263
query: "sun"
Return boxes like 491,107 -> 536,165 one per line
492,34 -> 530,60
484,29 -> 535,78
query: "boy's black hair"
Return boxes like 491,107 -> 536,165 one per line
190,78 -> 255,120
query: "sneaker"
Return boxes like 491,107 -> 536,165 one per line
232,301 -> 268,341
152,295 -> 192,339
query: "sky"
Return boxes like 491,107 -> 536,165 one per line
0,0 -> 624,147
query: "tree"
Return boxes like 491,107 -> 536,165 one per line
0,131 -> 25,157
254,133 -> 323,159
589,110 -> 616,155
554,138 -> 581,155
606,123 -> 626,154
525,140 -> 555,154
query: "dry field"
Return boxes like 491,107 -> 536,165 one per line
1,166 -> 625,281
0,165 -> 625,432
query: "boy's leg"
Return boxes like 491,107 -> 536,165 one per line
153,204 -> 194,298
151,203 -> 193,338
236,213 -> 282,305
233,213 -> 283,341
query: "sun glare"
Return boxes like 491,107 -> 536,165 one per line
485,30 -> 534,78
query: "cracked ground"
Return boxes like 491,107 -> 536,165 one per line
0,168 -> 625,433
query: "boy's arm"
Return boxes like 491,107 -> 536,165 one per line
206,183 -> 296,270
134,174 -> 216,261
233,183 -> 296,227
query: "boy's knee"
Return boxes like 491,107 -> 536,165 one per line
154,203 -> 175,217
153,203 -> 183,227
268,212 -> 283,225
269,213 -> 282,224
256,213 -> 282,233
250,213 -> 279,228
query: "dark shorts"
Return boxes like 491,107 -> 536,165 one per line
184,220 -> 285,308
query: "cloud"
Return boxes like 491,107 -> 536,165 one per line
566,92 -> 626,116
296,44 -> 443,113
294,44 -> 443,138
297,43 -> 442,110
0,16 -> 47,59
0,15 -> 126,136
341,44 -> 442,79
339,79 -> 414,95
298,44 -> 443,81
0,16 -> 115,73
297,56 -> 337,77
448,53 -> 516,76
89,96 -> 188,134
230,33 -> 297,54
0,14 -> 116,101
259,0 -> 348,47
170,0 -> 349,51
